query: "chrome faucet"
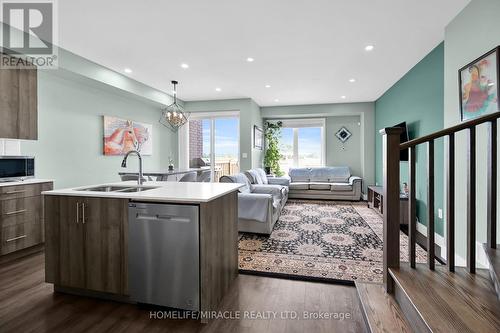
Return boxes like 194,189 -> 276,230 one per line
121,150 -> 144,186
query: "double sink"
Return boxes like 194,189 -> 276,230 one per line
76,185 -> 159,193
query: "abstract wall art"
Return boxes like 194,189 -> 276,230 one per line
459,46 -> 499,121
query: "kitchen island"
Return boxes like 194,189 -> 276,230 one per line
43,181 -> 241,316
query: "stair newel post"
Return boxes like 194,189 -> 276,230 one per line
381,127 -> 403,293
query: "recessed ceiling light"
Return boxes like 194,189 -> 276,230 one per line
341,95 -> 346,99
265,84 -> 271,88
124,68 -> 132,74
274,98 -> 279,102
364,45 -> 374,51
180,63 -> 189,69
215,87 -> 221,92
349,78 -> 356,83
246,57 -> 255,62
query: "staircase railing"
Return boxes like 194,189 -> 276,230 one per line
381,111 -> 500,293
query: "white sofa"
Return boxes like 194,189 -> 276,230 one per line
288,167 -> 362,200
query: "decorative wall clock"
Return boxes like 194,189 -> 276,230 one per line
335,127 -> 352,143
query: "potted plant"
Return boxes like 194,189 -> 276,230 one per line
263,121 -> 284,176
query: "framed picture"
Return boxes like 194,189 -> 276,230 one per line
459,46 -> 499,121
103,116 -> 153,156
254,125 -> 263,150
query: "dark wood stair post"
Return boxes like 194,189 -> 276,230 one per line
381,127 -> 403,293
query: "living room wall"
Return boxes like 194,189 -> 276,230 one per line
21,70 -> 177,189
444,0 -> 500,263
375,43 -> 445,236
326,116 -> 362,177
183,98 -> 263,171
261,102 -> 374,193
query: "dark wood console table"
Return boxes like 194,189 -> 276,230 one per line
367,186 -> 408,225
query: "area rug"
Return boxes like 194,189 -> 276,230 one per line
238,200 -> 428,284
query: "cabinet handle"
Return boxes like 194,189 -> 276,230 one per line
76,202 -> 80,224
5,209 -> 27,215
5,190 -> 26,194
6,235 -> 27,243
82,203 -> 86,224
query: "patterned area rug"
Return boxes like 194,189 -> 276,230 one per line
238,200 -> 428,284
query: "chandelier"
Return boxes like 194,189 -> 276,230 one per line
159,80 -> 190,132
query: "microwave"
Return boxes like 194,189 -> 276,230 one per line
0,156 -> 35,182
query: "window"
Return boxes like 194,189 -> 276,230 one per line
275,118 -> 325,174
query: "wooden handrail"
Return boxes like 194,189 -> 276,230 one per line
400,111 -> 500,149
381,110 -> 499,293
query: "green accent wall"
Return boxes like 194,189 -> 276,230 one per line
375,42 -> 445,235
444,0 -> 500,261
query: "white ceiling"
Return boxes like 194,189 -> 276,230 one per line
58,0 -> 470,106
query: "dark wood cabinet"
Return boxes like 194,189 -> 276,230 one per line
0,54 -> 38,140
83,197 -> 128,294
0,182 -> 52,256
44,191 -> 239,314
367,186 -> 409,225
57,196 -> 85,289
44,195 -> 128,295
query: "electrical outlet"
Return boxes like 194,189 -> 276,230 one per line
242,153 -> 248,158
438,208 -> 443,219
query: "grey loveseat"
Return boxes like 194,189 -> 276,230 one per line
288,167 -> 362,200
220,172 -> 288,234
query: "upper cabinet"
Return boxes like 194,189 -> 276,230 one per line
0,54 -> 38,140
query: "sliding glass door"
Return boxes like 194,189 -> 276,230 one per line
187,113 -> 239,182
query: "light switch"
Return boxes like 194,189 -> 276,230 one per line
242,153 -> 248,158
438,208 -> 443,219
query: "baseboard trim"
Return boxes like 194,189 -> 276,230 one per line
0,244 -> 44,265
54,285 -> 133,303
415,221 -> 487,268
400,225 -> 446,264
239,269 -> 355,286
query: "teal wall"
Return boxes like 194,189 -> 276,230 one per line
375,43 -> 445,235
184,98 -> 263,171
21,70 -> 177,189
444,0 -> 500,261
261,102 -> 375,193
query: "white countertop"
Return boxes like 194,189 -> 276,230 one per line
42,181 -> 242,203
0,178 -> 53,187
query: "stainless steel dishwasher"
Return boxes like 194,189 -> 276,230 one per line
128,202 -> 200,311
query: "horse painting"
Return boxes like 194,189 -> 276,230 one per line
103,116 -> 152,155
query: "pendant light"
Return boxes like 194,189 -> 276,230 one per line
159,80 -> 190,132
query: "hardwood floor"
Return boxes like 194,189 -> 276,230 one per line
355,282 -> 412,333
0,252 -> 366,333
389,264 -> 500,333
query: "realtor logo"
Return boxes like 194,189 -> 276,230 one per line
1,0 -> 58,68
